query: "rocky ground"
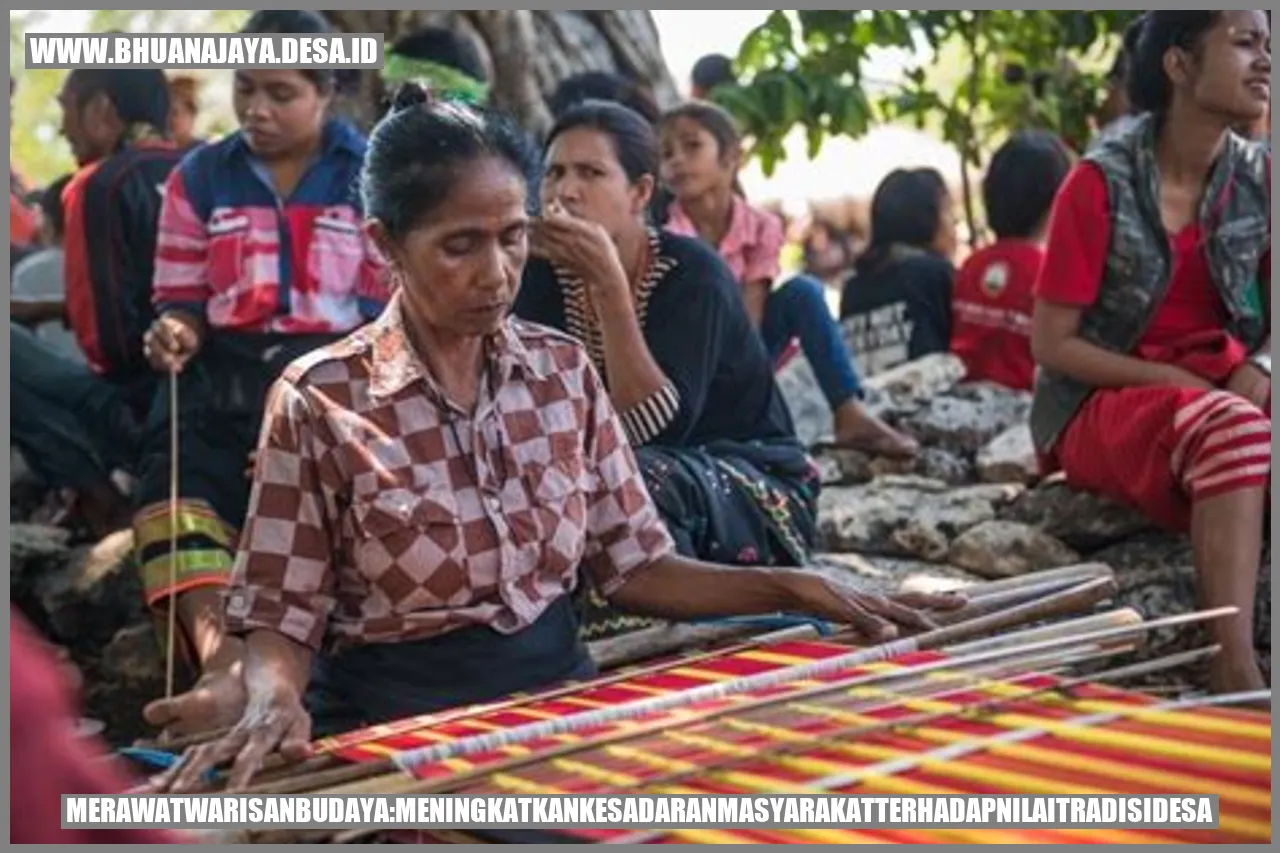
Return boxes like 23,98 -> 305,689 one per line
778,351 -> 1271,689
9,351 -> 1271,747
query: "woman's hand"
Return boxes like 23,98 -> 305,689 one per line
1152,363 -> 1216,392
529,202 -> 631,310
146,680 -> 312,794
142,665 -> 248,743
1225,362 -> 1270,409
780,573 -> 966,643
144,310 -> 206,374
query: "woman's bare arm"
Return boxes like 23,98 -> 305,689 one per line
242,629 -> 313,701
593,288 -> 678,411
741,279 -> 770,328
1031,300 -> 1210,389
609,554 -> 965,642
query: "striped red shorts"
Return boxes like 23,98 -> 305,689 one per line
1053,385 -> 1271,533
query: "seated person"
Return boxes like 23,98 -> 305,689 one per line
839,168 -> 958,376
547,72 -> 670,226
11,68 -> 186,539
951,130 -> 1073,391
11,76 -> 41,266
513,101 -> 835,640
1031,11 -> 1271,697
135,9 -> 390,715
690,53 -> 736,99
548,71 -> 662,125
802,214 -> 861,286
166,74 -> 204,150
11,175 -> 77,360
659,100 -> 916,457
380,25 -> 491,107
146,89 -> 963,786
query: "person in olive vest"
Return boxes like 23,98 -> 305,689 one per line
1030,11 -> 1271,697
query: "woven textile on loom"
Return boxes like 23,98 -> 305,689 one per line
302,639 -> 1271,845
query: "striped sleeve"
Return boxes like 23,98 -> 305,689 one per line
151,168 -> 211,313
617,382 -> 681,447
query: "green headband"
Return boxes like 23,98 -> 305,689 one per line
381,53 -> 490,106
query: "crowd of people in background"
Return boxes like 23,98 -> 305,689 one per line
9,9 -> 1272,839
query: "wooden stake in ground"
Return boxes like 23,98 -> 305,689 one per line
164,368 -> 180,724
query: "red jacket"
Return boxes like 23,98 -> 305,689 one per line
10,610 -> 190,844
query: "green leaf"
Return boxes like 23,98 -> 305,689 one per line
796,11 -> 856,44
806,123 -> 826,159
724,9 -> 1138,171
738,10 -> 796,71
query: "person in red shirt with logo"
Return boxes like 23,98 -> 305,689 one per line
1031,11 -> 1271,697
951,130 -> 1073,391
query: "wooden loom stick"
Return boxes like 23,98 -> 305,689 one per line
943,609 -> 1142,656
519,646 -> 1224,796
326,643 -> 1210,845
287,606 -> 1221,845
928,571 -> 1118,627
221,578 -> 1116,795
164,369 -> 179,713
302,598 -> 1224,804
136,564 -> 1110,752
141,621 -> 822,755
248,629 -> 1114,811
245,589 -> 1123,782
231,623 -> 835,789
952,562 -> 1114,597
294,638 -> 1127,844
344,577 -> 1116,775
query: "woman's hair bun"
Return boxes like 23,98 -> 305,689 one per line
390,82 -> 431,113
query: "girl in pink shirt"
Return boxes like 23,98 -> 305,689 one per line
660,102 -> 915,456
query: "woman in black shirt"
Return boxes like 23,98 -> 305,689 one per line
839,167 -> 958,376
513,101 -> 819,640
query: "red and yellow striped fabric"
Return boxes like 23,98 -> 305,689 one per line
312,639 -> 1271,845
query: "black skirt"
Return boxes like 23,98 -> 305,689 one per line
304,596 -> 597,738
574,436 -> 820,642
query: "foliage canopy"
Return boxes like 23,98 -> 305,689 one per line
713,10 -> 1142,177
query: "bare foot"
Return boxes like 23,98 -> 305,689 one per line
829,401 -> 919,458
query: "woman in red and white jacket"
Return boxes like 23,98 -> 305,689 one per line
135,10 -> 390,737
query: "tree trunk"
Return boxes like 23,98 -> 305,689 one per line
321,10 -> 679,137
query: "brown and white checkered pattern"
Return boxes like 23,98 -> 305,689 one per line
224,294 -> 674,653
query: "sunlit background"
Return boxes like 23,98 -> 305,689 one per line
10,9 -> 963,216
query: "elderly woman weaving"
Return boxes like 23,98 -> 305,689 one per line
149,89 -> 962,792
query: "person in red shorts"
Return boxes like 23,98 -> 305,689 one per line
1031,10 -> 1272,697
951,130 -> 1073,391
11,609 -> 190,844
